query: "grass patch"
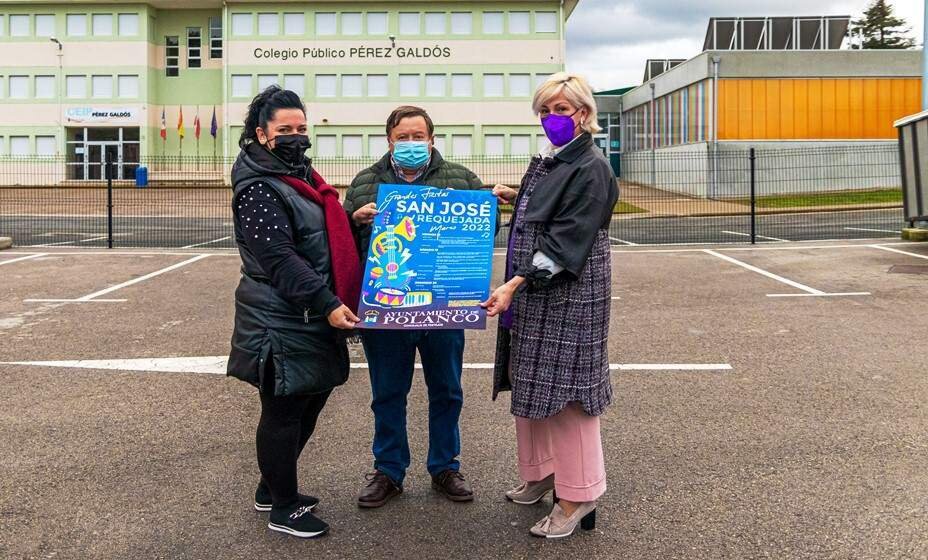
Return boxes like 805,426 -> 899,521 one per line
734,189 -> 902,209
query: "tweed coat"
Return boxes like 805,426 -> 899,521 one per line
492,134 -> 618,419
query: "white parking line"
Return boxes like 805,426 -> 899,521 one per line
34,236 -> 109,247
721,230 -> 789,243
182,236 -> 232,249
609,236 -> 638,246
870,244 -> 928,260
703,249 -> 870,298
0,253 -> 47,266
24,254 -> 211,304
845,227 -> 902,234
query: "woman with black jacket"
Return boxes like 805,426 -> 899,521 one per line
227,86 -> 361,539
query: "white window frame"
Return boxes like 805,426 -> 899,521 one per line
187,27 -> 202,69
369,135 -> 388,156
342,13 -> 362,35
35,75 -> 56,99
485,135 -> 505,156
452,135 -> 472,157
425,74 -> 446,97
342,74 -> 363,98
315,13 -> 336,36
92,75 -> 113,98
399,74 -> 420,97
257,13 -> 278,36
36,136 -> 57,157
208,16 -> 222,58
509,12 -> 530,34
342,135 -> 363,157
8,75 -> 28,99
399,12 -> 420,35
119,13 -> 139,37
316,135 -> 337,157
482,12 -> 504,34
92,13 -> 113,36
511,135 -> 531,155
367,74 -> 388,97
117,75 -> 139,98
535,12 -> 558,34
66,75 -> 86,98
10,136 -> 30,157
283,13 -> 304,36
35,15 -> 55,37
66,14 -> 87,36
451,74 -> 473,98
509,74 -> 532,97
283,74 -> 305,96
9,14 -> 29,37
316,75 -> 337,97
231,74 -> 253,98
425,12 -> 446,35
451,12 -> 472,35
367,12 -> 388,35
231,13 -> 252,36
257,74 -> 278,92
484,74 -> 505,97
165,35 -> 180,77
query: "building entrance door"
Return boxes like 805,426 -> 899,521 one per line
66,127 -> 140,181
86,142 -> 121,180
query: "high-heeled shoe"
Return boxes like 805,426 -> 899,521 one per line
505,474 -> 555,505
529,502 -> 597,538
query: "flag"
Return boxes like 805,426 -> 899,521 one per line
177,107 -> 185,139
194,109 -> 201,140
210,106 -> 218,138
160,108 -> 166,140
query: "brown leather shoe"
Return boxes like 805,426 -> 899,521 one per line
431,470 -> 474,502
357,471 -> 402,509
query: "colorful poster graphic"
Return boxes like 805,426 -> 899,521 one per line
356,184 -> 497,330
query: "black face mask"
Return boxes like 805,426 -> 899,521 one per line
267,134 -> 311,167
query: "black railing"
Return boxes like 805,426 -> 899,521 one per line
0,145 -> 905,249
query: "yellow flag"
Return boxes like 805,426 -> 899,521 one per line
177,107 -> 185,139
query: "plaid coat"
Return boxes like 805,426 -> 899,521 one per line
493,140 -> 615,419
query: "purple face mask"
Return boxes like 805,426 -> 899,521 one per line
541,111 -> 580,147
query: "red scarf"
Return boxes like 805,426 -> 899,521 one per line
279,171 -> 361,314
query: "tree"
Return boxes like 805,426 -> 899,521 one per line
848,0 -> 916,49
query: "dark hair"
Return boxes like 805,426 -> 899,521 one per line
239,85 -> 305,148
385,105 -> 434,138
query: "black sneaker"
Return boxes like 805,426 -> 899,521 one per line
254,482 -> 320,513
268,505 -> 329,539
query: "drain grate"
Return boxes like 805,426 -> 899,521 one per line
889,264 -> 928,274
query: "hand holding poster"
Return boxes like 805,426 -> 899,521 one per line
356,184 -> 497,330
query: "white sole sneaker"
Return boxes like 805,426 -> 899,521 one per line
255,501 -> 317,513
267,522 -> 328,539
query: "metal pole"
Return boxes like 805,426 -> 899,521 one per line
106,153 -> 114,249
923,0 -> 928,109
750,147 -> 756,245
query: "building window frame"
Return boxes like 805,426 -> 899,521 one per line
209,16 -> 223,58
187,27 -> 202,69
165,35 -> 180,77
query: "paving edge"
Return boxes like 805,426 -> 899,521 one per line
0,237 -> 12,250
902,228 -> 928,242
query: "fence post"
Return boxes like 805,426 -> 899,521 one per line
106,154 -> 114,249
749,148 -> 756,245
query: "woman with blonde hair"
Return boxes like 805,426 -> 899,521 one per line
483,72 -> 618,539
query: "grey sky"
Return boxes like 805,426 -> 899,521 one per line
566,0 -> 924,91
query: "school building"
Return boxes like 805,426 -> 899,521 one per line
0,0 -> 576,183
617,16 -> 922,197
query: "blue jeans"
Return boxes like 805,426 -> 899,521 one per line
361,329 -> 465,486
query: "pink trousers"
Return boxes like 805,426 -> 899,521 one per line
514,402 -> 607,503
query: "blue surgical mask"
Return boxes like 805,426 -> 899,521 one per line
393,141 -> 431,170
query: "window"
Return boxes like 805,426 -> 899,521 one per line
36,136 -> 56,156
66,75 -> 86,98
509,12 -> 530,34
399,13 -> 420,35
451,74 -> 472,97
343,135 -> 363,157
536,12 -> 558,33
425,74 -> 446,97
208,16 -> 222,57
535,73 -> 552,88
165,36 -> 179,77
484,74 -> 504,97
67,14 -> 86,36
399,75 -> 420,97
187,27 -> 202,69
9,15 -> 28,36
342,75 -> 363,97
0,138 -> 4,156
92,14 -> 113,36
283,74 -> 305,96
368,75 -> 388,97
369,135 -> 388,156
35,15 -> 55,37
283,13 -> 304,35
342,13 -> 362,35
119,13 -> 139,36
35,76 -> 55,99
8,76 -> 27,98
486,135 -> 505,156
510,74 -> 531,97
451,12 -> 472,35
92,75 -> 113,98
537,134 -> 550,152
425,13 -> 446,35
316,75 -> 336,97
511,135 -> 531,155
452,135 -> 472,157
118,75 -> 139,98
482,12 -> 503,34
257,13 -> 278,36
231,13 -> 252,36
0,17 -> 5,36
257,74 -> 277,91
315,13 -> 336,36
10,136 -> 29,157
434,136 -> 447,154
231,75 -> 252,97
316,136 -> 337,157
367,13 -> 388,34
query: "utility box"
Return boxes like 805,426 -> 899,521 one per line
135,166 -> 148,188
896,110 -> 928,225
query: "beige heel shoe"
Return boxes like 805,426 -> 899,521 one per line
505,474 -> 555,505
529,502 -> 597,538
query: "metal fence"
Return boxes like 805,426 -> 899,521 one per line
0,145 -> 906,249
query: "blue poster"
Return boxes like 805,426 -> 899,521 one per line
356,184 -> 497,330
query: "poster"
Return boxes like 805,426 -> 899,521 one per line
356,183 -> 497,330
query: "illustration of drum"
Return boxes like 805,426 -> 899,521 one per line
373,288 -> 433,308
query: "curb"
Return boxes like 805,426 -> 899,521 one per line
902,228 -> 928,242
0,237 -> 11,250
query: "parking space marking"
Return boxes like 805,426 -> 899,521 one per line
24,254 -> 211,304
610,236 -> 638,246
721,230 -> 789,243
182,236 -> 232,249
1,357 -> 733,374
703,249 -> 870,298
34,236 -> 109,247
846,227 -> 902,234
870,244 -> 928,260
0,253 -> 47,266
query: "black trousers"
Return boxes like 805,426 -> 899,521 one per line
256,359 -> 331,508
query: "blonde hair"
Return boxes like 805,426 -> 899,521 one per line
532,72 -> 601,134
